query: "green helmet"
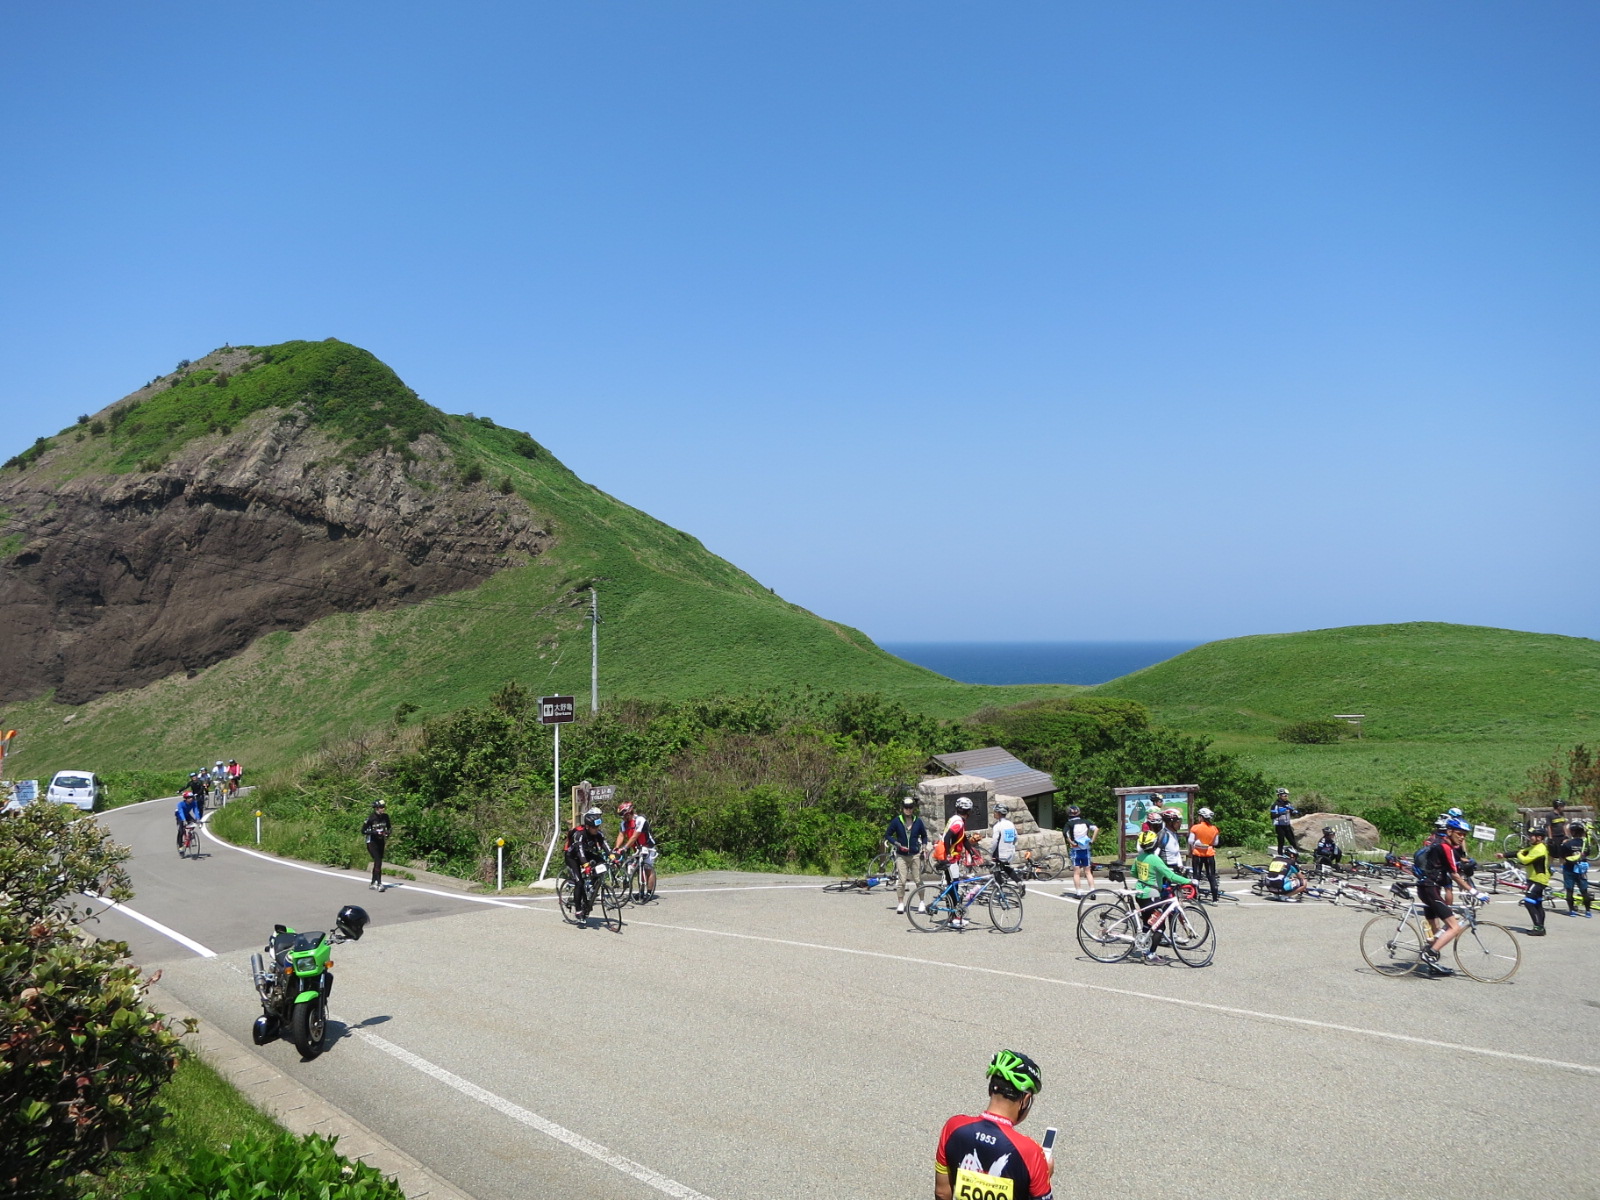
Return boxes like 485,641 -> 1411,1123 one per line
986,1050 -> 1042,1098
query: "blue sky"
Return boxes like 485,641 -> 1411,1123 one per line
3,3 -> 1596,642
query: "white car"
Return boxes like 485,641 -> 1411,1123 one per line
47,770 -> 104,812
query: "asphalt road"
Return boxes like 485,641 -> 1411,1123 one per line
90,800 -> 1600,1200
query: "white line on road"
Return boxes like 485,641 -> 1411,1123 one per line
201,822 -> 533,910
349,1025 -> 716,1200
621,917 -> 1600,1078
84,894 -> 218,957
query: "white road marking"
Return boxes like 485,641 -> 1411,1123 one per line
200,821 -> 532,909
84,893 -> 218,957
618,916 -> 1600,1078
349,1025 -> 716,1200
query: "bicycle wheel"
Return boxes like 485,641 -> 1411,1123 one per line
1076,902 -> 1138,962
1031,853 -> 1064,882
987,882 -> 1025,932
1167,903 -> 1215,967
599,881 -> 624,932
822,879 -> 855,893
1453,920 -> 1520,983
557,877 -> 581,925
1360,914 -> 1426,976
907,883 -> 952,931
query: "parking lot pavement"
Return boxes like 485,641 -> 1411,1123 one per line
108,816 -> 1599,1200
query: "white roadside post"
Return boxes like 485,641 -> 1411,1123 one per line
496,837 -> 505,892
535,695 -> 576,882
255,810 -> 262,845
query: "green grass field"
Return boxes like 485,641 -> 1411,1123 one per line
1091,621 -> 1599,809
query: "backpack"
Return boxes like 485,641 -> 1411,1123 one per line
932,841 -> 948,863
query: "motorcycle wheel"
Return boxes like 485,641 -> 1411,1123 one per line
289,996 -> 327,1058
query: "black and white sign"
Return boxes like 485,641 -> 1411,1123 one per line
587,784 -> 617,804
539,695 -> 576,725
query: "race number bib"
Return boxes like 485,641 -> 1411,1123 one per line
954,1167 -> 1015,1200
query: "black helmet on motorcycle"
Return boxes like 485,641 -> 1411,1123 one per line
336,904 -> 369,941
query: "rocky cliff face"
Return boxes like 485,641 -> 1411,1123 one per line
0,404 -> 551,706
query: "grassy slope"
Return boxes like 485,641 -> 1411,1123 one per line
1092,622 -> 1600,807
0,344 -> 1073,778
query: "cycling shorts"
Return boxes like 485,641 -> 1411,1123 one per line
636,846 -> 659,867
1416,884 -> 1453,923
1070,847 -> 1092,868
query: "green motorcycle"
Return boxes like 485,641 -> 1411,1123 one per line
250,905 -> 368,1057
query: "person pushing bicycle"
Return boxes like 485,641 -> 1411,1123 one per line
1416,818 -> 1489,975
1133,829 -> 1196,964
563,807 -> 610,922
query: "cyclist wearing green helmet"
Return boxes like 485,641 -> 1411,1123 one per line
934,1050 -> 1053,1199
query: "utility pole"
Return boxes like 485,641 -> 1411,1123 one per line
590,585 -> 600,713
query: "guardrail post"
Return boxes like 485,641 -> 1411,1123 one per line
496,837 -> 505,892
254,810 -> 262,845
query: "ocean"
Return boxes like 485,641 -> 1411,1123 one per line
879,641 -> 1199,686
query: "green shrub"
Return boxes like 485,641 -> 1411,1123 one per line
0,804 -> 188,1200
1276,719 -> 1348,744
124,1131 -> 404,1200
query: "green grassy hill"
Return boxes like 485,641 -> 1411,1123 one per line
0,342 -> 1073,780
1091,622 -> 1599,808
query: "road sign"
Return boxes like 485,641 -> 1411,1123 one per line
587,785 -> 616,804
1473,825 -> 1496,843
539,695 -> 576,725
14,779 -> 38,803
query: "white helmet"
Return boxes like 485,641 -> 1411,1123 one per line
993,802 -> 1008,816
955,797 -> 973,813
1198,807 -> 1214,820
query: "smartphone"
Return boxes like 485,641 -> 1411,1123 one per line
1040,1127 -> 1057,1163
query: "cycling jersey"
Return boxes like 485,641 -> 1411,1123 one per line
1155,826 -> 1183,869
991,817 -> 1018,863
1419,841 -> 1461,888
1515,842 -> 1551,885
1187,821 -> 1218,857
619,813 -> 656,849
1270,803 -> 1295,826
1132,850 -> 1187,900
936,1111 -> 1052,1200
1066,818 -> 1095,849
174,797 -> 202,825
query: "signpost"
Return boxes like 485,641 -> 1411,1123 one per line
14,779 -> 38,804
1473,825 -> 1496,844
536,696 -> 576,882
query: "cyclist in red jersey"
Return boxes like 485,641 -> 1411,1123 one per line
934,1050 -> 1053,1200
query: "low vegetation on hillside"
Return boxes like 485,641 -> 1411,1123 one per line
213,689 -> 1280,879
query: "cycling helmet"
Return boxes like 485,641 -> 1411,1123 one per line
1066,806 -> 1081,817
335,904 -> 369,941
372,799 -> 386,809
1162,807 -> 1182,821
1276,787 -> 1289,796
993,802 -> 1008,816
1444,817 -> 1471,833
216,761 -> 224,768
1446,807 -> 1463,818
583,806 -> 603,828
986,1049 -> 1043,1098
901,795 -> 917,807
1279,845 -> 1300,859
1569,822 -> 1586,836
1136,830 -> 1159,852
1197,807 -> 1214,820
1321,826 -> 1333,835
955,797 -> 973,813
616,801 -> 634,816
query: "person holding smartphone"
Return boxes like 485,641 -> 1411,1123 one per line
934,1051 -> 1054,1199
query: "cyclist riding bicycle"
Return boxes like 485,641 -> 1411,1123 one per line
174,791 -> 202,850
934,1050 -> 1053,1200
563,807 -> 610,921
1132,830 -> 1196,964
614,801 -> 658,899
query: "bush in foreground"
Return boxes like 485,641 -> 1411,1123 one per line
124,1131 -> 404,1200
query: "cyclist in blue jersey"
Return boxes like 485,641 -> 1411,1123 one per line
174,791 -> 202,850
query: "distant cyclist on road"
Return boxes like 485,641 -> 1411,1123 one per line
934,1051 -> 1054,1200
1132,830 -> 1197,964
563,807 -> 610,923
174,791 -> 202,852
614,801 -> 658,899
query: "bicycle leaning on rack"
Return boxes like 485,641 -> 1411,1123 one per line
1358,882 -> 1520,982
906,871 -> 1025,932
